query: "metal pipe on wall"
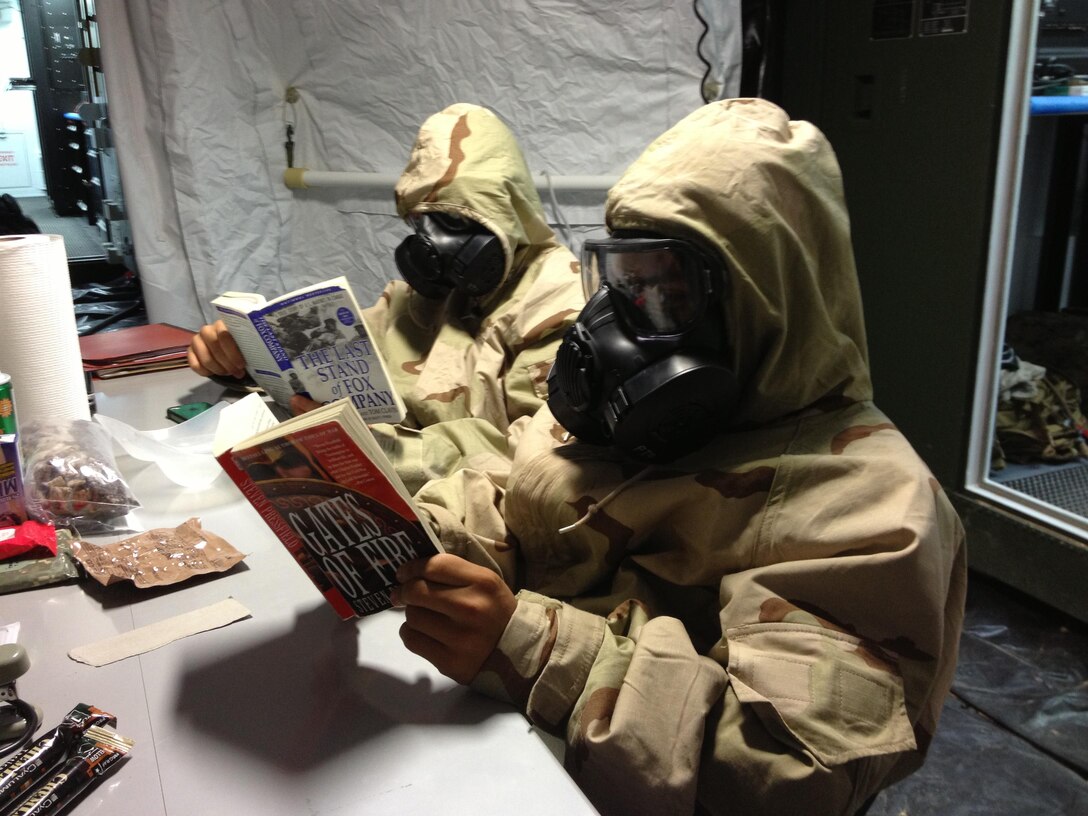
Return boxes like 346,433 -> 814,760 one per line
283,168 -> 617,194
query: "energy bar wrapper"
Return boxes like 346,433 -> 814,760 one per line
0,704 -> 116,812
12,726 -> 133,816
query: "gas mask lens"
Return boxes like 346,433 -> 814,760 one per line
581,238 -> 710,335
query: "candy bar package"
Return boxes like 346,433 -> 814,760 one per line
0,434 -> 27,528
19,419 -> 139,535
0,703 -> 116,812
10,725 -> 133,815
0,520 -> 56,562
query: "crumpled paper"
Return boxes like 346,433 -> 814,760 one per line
72,518 -> 246,588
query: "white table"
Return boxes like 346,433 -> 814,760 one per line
1,369 -> 597,815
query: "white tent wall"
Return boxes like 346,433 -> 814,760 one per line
95,0 -> 741,329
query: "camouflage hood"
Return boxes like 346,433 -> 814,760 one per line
394,103 -> 559,292
605,98 -> 873,426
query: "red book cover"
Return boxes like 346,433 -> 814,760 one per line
227,419 -> 441,618
216,448 -> 355,619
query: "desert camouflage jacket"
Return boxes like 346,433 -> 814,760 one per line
362,104 -> 583,493
416,99 -> 967,815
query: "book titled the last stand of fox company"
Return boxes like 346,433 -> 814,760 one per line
210,276 -> 406,425
213,395 -> 443,619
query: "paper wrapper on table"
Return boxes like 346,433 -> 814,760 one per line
71,518 -> 246,588
0,235 -> 91,424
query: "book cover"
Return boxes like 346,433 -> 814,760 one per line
80,323 -> 194,379
217,397 -> 441,618
212,277 -> 406,425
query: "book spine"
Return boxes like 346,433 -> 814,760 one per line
216,451 -> 356,620
213,306 -> 294,407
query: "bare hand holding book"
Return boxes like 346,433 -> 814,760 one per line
211,276 -> 406,424
213,395 -> 443,618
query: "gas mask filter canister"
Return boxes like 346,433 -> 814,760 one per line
394,212 -> 505,299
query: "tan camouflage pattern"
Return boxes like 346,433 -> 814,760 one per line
415,99 -> 966,816
363,104 -> 583,491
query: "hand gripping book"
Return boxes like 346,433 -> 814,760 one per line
213,395 -> 443,619
211,276 -> 406,424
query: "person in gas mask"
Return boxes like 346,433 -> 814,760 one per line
546,230 -> 739,462
391,98 -> 966,816
187,103 -> 583,490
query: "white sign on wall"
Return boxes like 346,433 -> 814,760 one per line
0,132 -> 31,189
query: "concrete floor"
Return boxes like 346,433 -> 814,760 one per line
868,572 -> 1088,816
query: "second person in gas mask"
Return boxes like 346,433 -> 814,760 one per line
188,103 -> 584,491
373,102 -> 582,432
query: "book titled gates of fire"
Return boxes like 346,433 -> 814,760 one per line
213,395 -> 443,618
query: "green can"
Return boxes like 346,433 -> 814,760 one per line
0,372 -> 15,435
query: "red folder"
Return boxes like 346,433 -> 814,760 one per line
80,323 -> 195,378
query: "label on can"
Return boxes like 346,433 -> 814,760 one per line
0,372 -> 15,436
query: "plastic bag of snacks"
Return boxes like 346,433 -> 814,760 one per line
19,419 -> 140,534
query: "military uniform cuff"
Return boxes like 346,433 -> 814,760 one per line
516,592 -> 606,731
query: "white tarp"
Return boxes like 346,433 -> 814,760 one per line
97,1 -> 740,328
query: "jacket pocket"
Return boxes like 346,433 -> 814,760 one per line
725,622 -> 916,766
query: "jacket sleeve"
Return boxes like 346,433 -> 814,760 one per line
369,415 -> 515,497
471,574 -> 941,816
493,245 -> 583,426
472,595 -> 727,816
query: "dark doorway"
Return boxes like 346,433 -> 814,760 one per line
2,0 -> 143,333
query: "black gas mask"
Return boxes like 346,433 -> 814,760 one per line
394,212 -> 505,299
547,236 -> 740,462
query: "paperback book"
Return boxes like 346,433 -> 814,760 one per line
213,395 -> 442,618
211,276 -> 405,424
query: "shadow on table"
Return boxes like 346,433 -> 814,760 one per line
171,603 -> 504,771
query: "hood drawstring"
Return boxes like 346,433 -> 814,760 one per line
558,464 -> 655,535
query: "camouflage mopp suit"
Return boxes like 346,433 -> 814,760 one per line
415,100 -> 967,816
364,103 -> 583,495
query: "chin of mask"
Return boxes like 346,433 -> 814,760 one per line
547,236 -> 740,463
394,212 -> 505,299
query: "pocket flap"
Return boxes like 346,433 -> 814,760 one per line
727,622 -> 916,766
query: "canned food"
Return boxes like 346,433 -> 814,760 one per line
0,372 -> 14,435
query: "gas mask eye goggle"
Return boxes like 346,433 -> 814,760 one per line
581,237 -> 722,338
548,235 -> 736,462
394,212 -> 505,299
